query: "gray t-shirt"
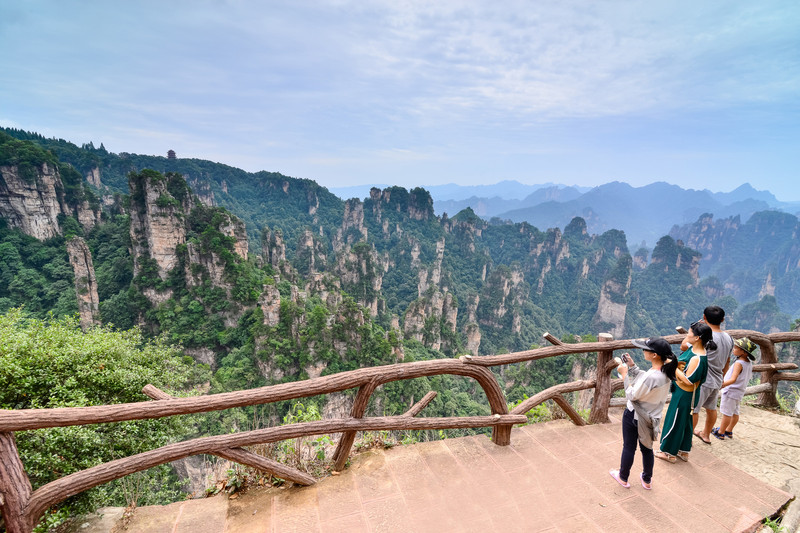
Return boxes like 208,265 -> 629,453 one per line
703,330 -> 734,389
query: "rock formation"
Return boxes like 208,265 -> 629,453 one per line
65,236 -> 100,329
0,162 -> 65,240
128,171 -> 190,280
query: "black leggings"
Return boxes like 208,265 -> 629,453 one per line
619,407 -> 655,483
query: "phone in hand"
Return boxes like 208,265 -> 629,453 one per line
622,353 -> 633,366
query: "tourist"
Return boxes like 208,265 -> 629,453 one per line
656,321 -> 714,463
689,306 -> 734,444
609,337 -> 677,489
713,337 -> 757,440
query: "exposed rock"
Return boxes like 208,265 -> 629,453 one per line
632,249 -> 649,271
188,177 -> 216,207
306,361 -> 328,379
475,266 -> 526,341
65,236 -> 100,329
322,392 -> 352,420
294,229 -> 327,275
172,456 -> 213,498
417,238 -> 446,296
85,167 -> 102,188
464,323 -> 481,356
185,241 -> 227,288
335,243 -> 383,316
305,273 -> 343,309
262,228 -> 287,268
759,271 -> 776,299
259,283 -> 282,327
333,199 -> 367,252
184,347 -> 216,368
0,162 -> 64,239
128,172 -> 189,280
569,358 -> 596,411
219,215 -> 248,260
403,290 -> 457,352
76,200 -> 100,230
593,279 -> 629,339
593,255 -> 632,338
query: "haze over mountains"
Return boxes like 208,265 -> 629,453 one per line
332,181 -> 800,250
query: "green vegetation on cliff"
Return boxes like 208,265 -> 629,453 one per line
0,308 -> 210,530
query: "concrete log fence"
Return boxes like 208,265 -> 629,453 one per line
1,329 -> 798,533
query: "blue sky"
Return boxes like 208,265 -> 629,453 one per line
2,1 -> 799,199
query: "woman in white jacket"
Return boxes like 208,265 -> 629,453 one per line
610,337 -> 677,490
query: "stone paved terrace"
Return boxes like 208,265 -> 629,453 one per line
74,407 -> 795,533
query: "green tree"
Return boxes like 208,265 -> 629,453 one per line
0,308 -> 210,530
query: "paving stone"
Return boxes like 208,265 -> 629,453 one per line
315,469 -> 363,521
319,512 -> 370,533
225,485 -> 277,533
514,488 -> 557,531
124,500 -> 183,533
173,495 -> 227,533
657,483 -> 726,531
362,494 -> 414,532
617,493 -> 685,532
553,511 -> 603,532
272,485 -> 321,533
351,450 -> 400,503
531,427 -> 583,460
99,417 -> 793,532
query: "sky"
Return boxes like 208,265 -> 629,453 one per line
1,1 -> 799,200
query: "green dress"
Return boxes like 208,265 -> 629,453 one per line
659,348 -> 708,456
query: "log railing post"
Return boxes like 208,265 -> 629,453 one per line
589,333 -> 614,424
332,378 -> 379,471
755,337 -> 779,408
0,432 -> 33,533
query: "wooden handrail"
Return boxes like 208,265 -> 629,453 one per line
2,328 -> 799,533
0,360 -> 509,432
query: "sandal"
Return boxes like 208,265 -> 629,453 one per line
655,451 -> 676,463
693,430 -> 711,444
724,431 -> 733,439
640,472 -> 652,490
677,451 -> 690,462
609,469 -> 630,488
711,427 -> 725,440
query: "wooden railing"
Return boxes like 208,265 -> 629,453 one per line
1,329 -> 798,533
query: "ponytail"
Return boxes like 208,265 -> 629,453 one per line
661,357 -> 678,381
690,321 -> 715,353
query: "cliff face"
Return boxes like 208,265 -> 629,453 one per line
128,171 -> 190,280
66,236 -> 100,329
670,211 -> 800,315
128,171 -> 251,324
262,227 -> 287,269
294,229 -> 328,277
0,163 -> 65,240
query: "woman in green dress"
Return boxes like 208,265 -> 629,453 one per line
655,321 -> 714,463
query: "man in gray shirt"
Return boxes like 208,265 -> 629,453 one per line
685,306 -> 733,444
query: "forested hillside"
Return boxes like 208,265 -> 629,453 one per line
2,127 -> 797,525
670,211 -> 800,321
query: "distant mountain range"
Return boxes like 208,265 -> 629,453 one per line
332,181 -> 800,250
